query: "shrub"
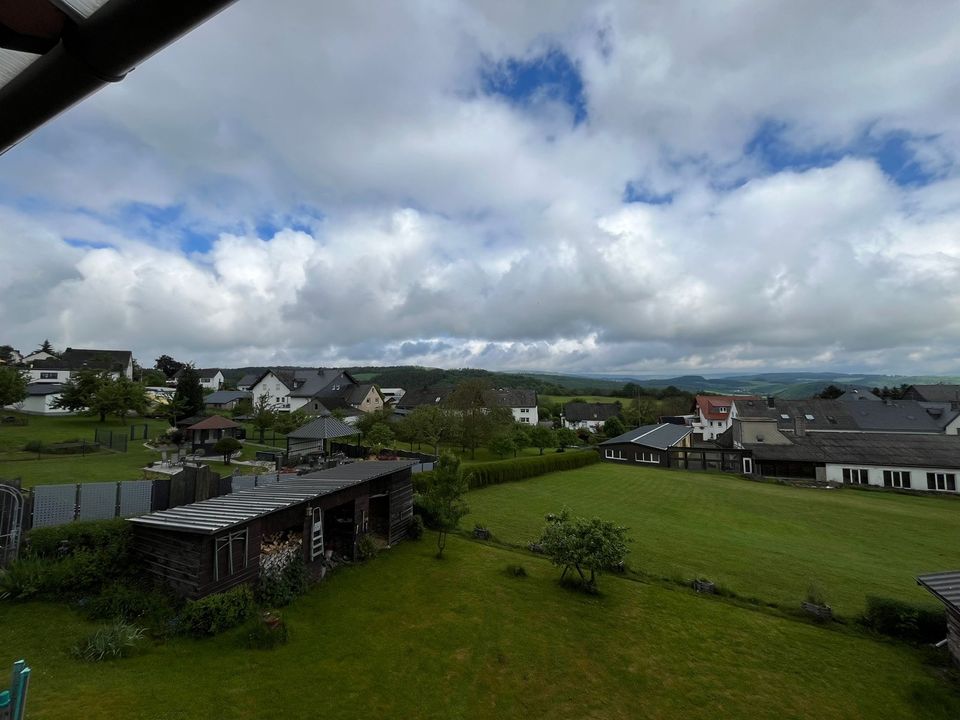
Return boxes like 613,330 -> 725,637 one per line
861,596 -> 946,644
83,582 -> 179,632
0,557 -> 47,600
466,451 -> 599,489
254,558 -> 308,609
408,514 -> 425,540
180,586 -> 254,637
244,613 -> 289,650
71,621 -> 145,662
356,534 -> 378,561
28,518 -> 132,559
412,470 -> 435,494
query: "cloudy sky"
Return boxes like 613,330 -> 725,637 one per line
2,1 -> 960,376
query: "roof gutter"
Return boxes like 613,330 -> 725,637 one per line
0,0 -> 238,155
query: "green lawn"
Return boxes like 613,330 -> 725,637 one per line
2,537 -> 956,719
463,463 -> 960,615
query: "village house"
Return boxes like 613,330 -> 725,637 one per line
563,401 -> 621,430
394,386 -> 453,416
484,388 -> 538,424
172,368 -> 224,391
128,461 -> 415,599
204,390 -> 252,410
248,368 -> 383,418
692,395 -> 762,441
236,373 -> 260,391
599,423 -> 693,467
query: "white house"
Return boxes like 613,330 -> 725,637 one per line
562,401 -> 621,430
484,388 -> 538,425
380,387 -> 406,405
10,348 -> 135,415
250,368 -> 383,416
693,395 -> 763,441
173,368 -> 224,391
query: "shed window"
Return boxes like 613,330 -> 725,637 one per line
214,529 -> 249,580
604,449 -> 625,460
634,451 -> 660,464
926,473 -> 956,492
882,470 -> 911,489
842,467 -> 869,485
39,372 -> 58,379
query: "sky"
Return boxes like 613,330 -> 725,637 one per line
2,0 -> 960,376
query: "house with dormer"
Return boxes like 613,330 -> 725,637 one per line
249,368 -> 383,418
693,395 -> 762,441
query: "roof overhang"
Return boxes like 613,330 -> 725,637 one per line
0,0 -> 237,154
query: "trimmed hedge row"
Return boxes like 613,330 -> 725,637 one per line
465,450 -> 599,489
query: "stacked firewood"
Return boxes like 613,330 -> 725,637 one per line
259,532 -> 303,577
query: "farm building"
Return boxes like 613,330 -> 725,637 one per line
916,572 -> 959,666
599,423 -> 693,467
128,461 -> 415,599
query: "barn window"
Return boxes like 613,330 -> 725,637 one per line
882,470 -> 911,489
842,468 -> 869,485
927,473 -> 957,492
214,529 -> 249,580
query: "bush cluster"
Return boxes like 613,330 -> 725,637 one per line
408,514 -> 425,540
254,558 -> 308,609
466,450 -> 599,489
83,582 -> 179,633
180,585 -> 255,637
860,596 -> 946,644
356,534 -> 378,561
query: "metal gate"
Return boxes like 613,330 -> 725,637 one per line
0,483 -> 24,568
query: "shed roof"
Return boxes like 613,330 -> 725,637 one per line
128,460 -> 416,534
917,571 -> 960,611
186,415 -> 240,431
601,423 -> 693,450
26,382 -> 63,396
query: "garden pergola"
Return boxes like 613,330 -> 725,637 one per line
286,416 -> 359,457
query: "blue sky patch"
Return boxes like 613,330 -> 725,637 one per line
481,47 -> 587,125
746,120 -> 947,186
623,182 -> 674,205
64,238 -> 113,250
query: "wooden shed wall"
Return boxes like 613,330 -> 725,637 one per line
195,519 -> 262,598
132,526 -> 204,599
389,471 -> 413,545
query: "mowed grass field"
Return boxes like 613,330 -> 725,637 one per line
463,463 -> 960,615
0,414 -> 271,488
3,537 -> 957,720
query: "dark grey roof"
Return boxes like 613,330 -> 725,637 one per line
236,373 -> 260,388
396,386 -> 453,410
129,460 -> 416,534
204,390 -> 251,405
744,432 -> 960,468
917,571 -> 960,611
30,348 -> 131,373
565,401 -> 621,422
906,385 -> 960,403
601,423 -> 692,450
838,387 -> 882,402
287,416 -> 359,440
26,382 -> 63,396
485,388 -> 537,408
734,397 -> 947,434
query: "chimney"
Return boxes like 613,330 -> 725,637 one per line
766,395 -> 775,409
794,416 -> 806,437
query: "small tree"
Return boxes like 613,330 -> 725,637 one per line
529,426 -> 556,455
556,427 -> 578,450
366,423 -> 395,454
173,365 -> 205,419
213,437 -> 242,464
251,392 -> 276,443
603,416 -> 625,438
419,454 -> 470,558
487,433 -> 515,459
52,369 -> 108,420
510,424 -> 530,457
0,366 -> 28,407
538,509 -> 629,591
154,354 -> 185,379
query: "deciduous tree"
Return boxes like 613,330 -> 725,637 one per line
172,365 -> 204,419
366,423 -> 395,454
419,454 -> 470,558
251,392 -> 276,443
213,437 -> 242,464
529,426 -> 556,455
537,509 -> 630,591
0,366 -> 27,407
154,354 -> 185,380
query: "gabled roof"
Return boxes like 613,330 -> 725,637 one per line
128,460 -> 416,534
204,390 -> 251,405
906,385 -> 960,403
601,423 -> 692,450
484,388 -> 537,409
396,386 -> 453,410
733,397 -> 952,434
29,348 -> 131,372
917,571 -> 960,612
564,401 -> 621,422
185,415 -> 240,431
176,367 -> 221,381
287,416 -> 359,441
696,395 -> 756,421
236,373 -> 259,388
744,432 -> 960,468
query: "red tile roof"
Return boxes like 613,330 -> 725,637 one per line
695,395 -> 761,421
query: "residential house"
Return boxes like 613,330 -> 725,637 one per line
128,461 -> 415,599
204,390 -> 252,410
563,401 -> 621,430
730,396 -> 960,436
599,423 -> 693,467
15,383 -> 72,415
724,415 -> 960,491
20,349 -> 55,363
236,373 -> 260,391
249,368 -> 383,417
692,395 -> 762,441
903,384 -> 960,409
484,388 -> 538,424
379,387 -> 406,405
8,348 -> 134,415
394,386 -> 454,416
173,368 -> 224,391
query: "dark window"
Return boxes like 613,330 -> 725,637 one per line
842,468 -> 868,484
39,372 -> 57,379
926,472 -> 957,491
214,529 -> 248,580
883,470 -> 910,489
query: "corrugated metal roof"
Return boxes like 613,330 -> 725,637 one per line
129,460 -> 415,534
917,571 -> 960,611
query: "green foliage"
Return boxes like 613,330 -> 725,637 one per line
251,392 -> 276,441
528,426 -> 556,455
510,424 -> 530,456
0,365 -> 28,407
51,370 -> 148,423
860,596 -> 946,644
213,436 -> 243,464
355,408 -> 395,440
244,614 -> 289,649
173,365 -> 205,419
272,410 -> 308,436
83,582 -> 179,632
365,422 -> 395,453
180,585 -> 255,637
418,453 -> 470,557
28,518 -> 131,558
537,509 -> 630,590
466,450 -> 599,489
357,534 -> 379,561
71,620 -> 145,662
487,433 -> 515,459
405,405 -> 459,454
505,564 -> 527,578
408,514 -> 425,540
0,557 -> 47,599
255,557 -> 308,609
154,354 -> 185,379
603,416 -> 625,438
555,427 -> 578,449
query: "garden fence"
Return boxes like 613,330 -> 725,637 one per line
93,428 -> 127,452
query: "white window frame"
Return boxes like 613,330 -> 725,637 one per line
634,451 -> 660,464
926,472 -> 957,492
604,449 -> 625,461
742,457 -> 753,474
841,467 -> 869,485
882,470 -> 911,489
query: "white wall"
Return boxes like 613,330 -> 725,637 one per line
27,368 -> 70,383
564,418 -> 603,430
200,371 -> 224,391
512,406 -> 538,425
251,372 -> 291,411
825,463 -> 960,493
10,393 -> 72,415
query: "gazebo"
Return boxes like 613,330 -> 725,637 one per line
286,416 -> 359,458
185,415 -> 241,454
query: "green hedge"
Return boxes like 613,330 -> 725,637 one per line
28,518 -> 131,558
860,596 -> 946,644
180,585 -> 255,637
465,450 -> 599,489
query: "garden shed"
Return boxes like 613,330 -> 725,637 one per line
128,460 -> 415,599
184,415 -> 242,454
916,571 -> 960,666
